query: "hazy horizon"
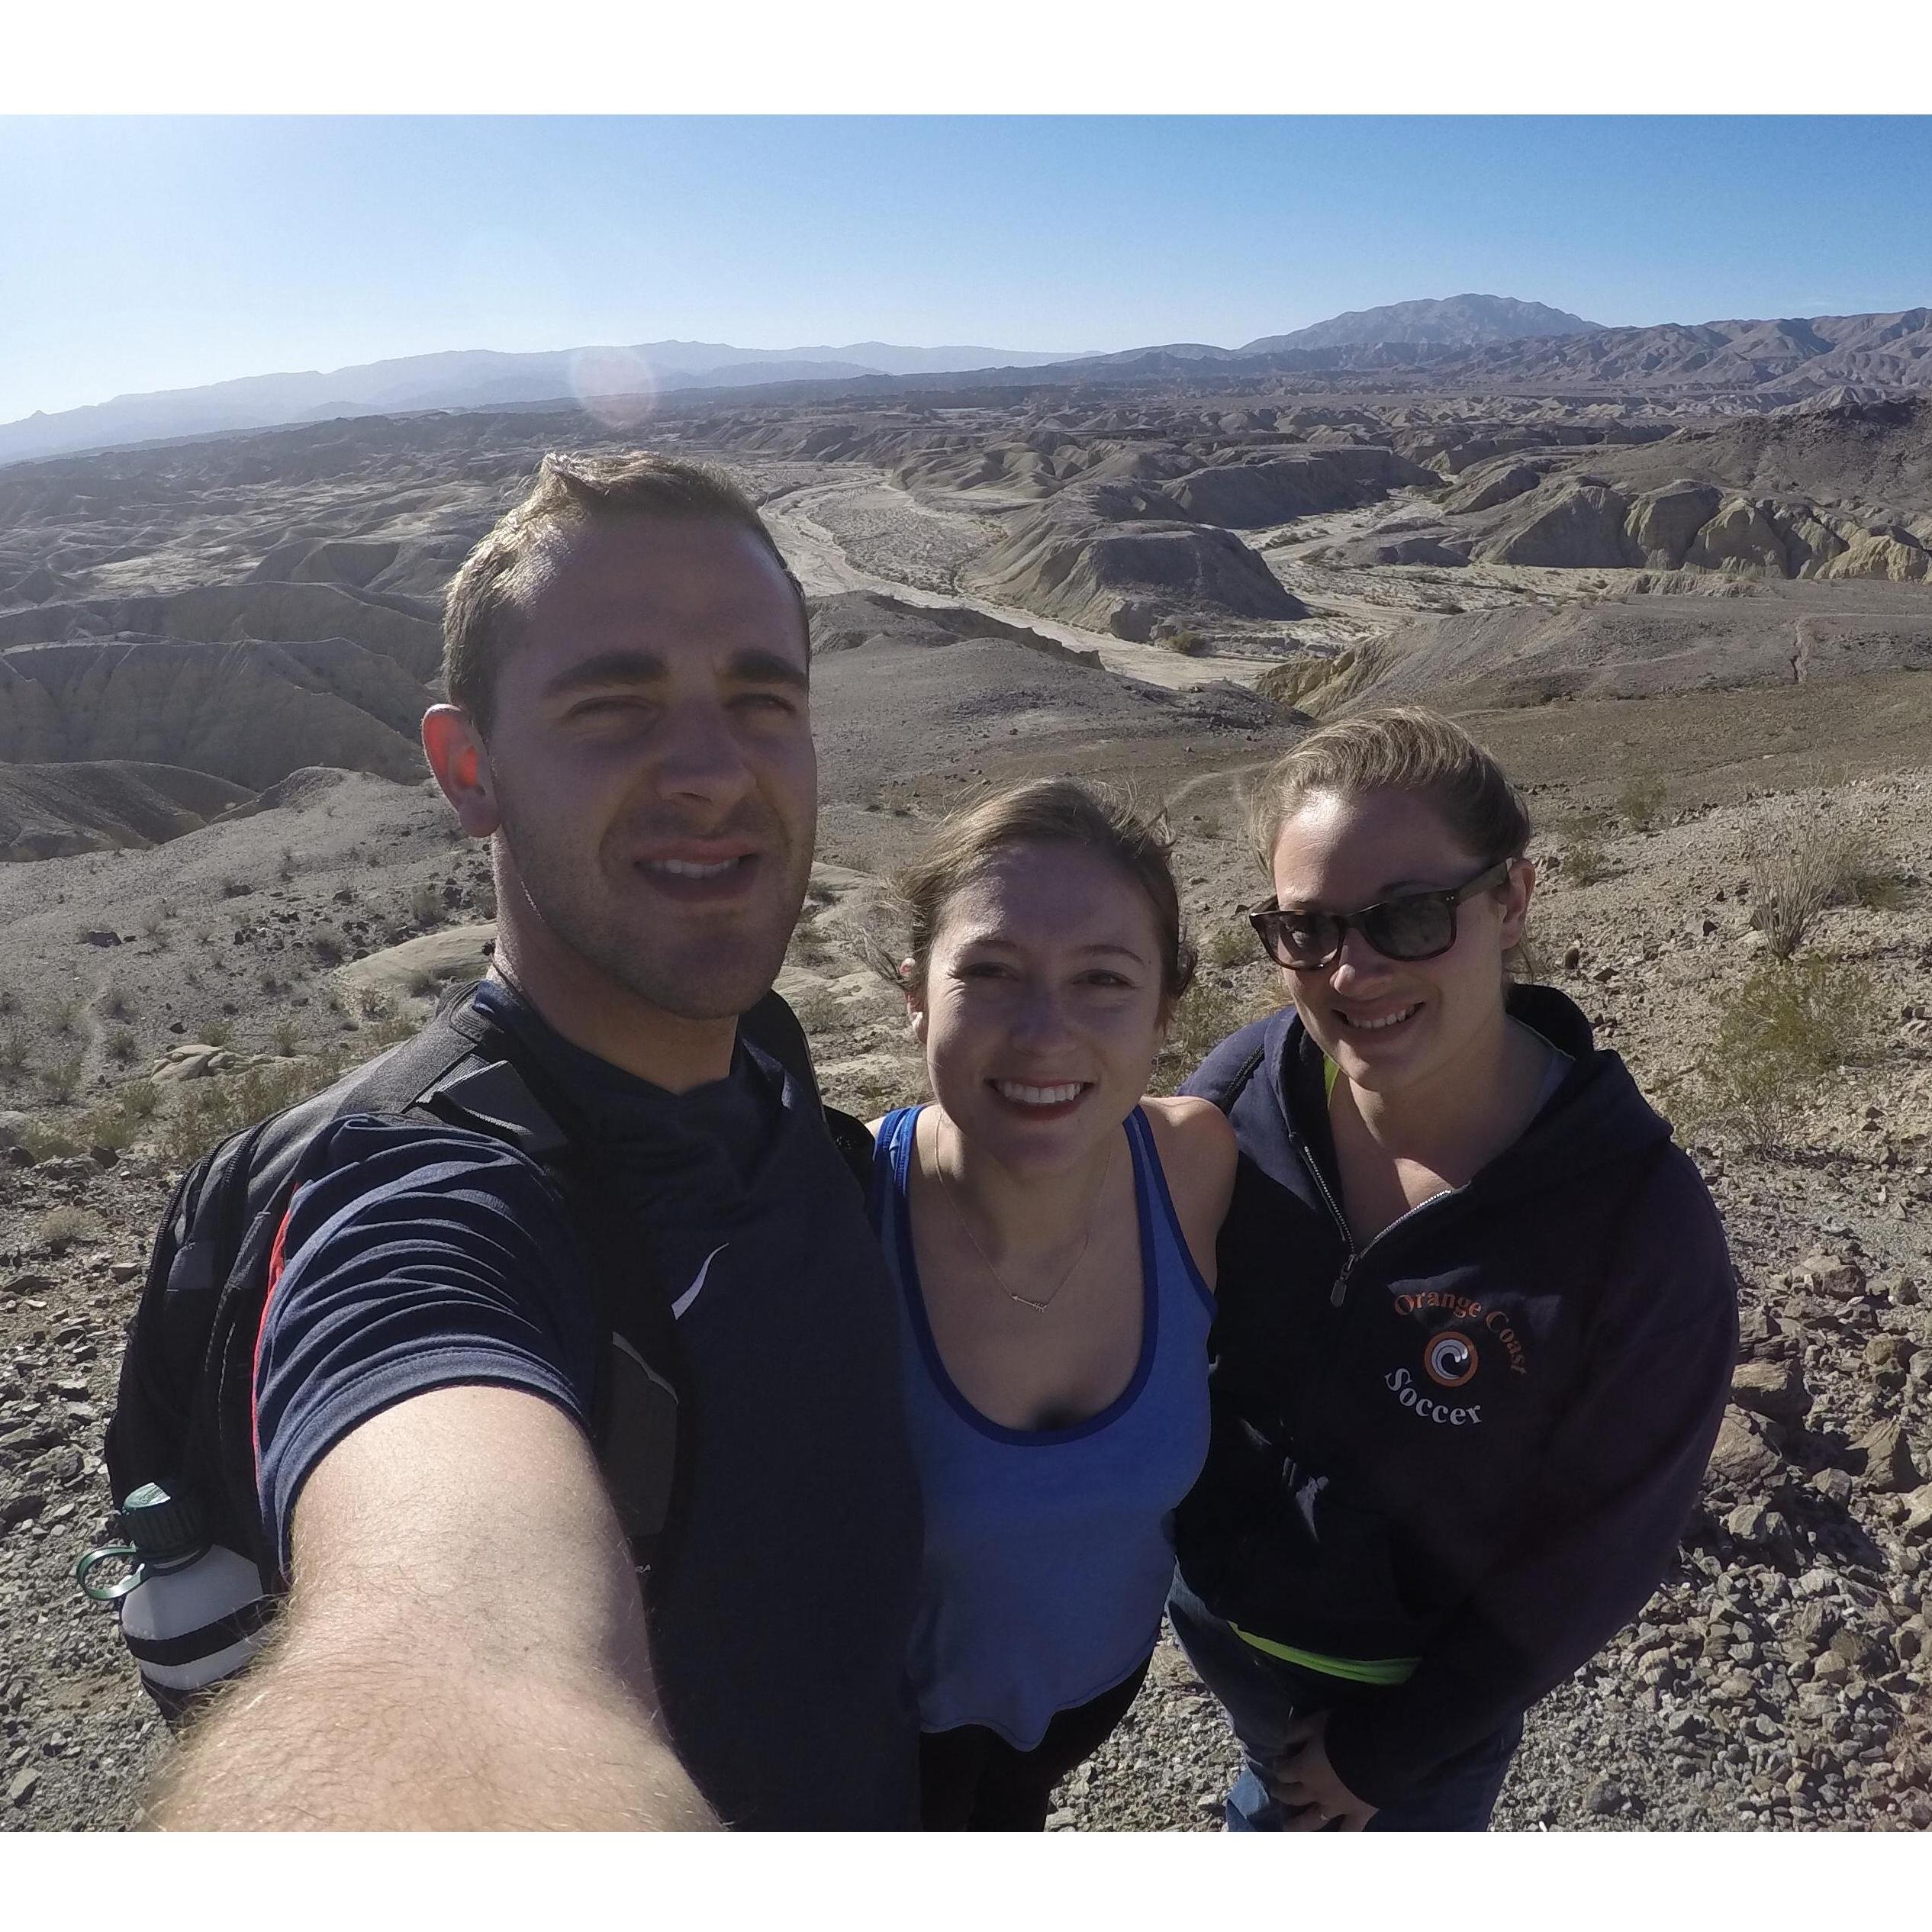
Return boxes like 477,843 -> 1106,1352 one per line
5,116 -> 1930,425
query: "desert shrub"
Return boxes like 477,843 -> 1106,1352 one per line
43,1053 -> 83,1102
34,1205 -> 94,1254
76,1101 -> 137,1153
158,1053 -> 351,1166
271,1017 -> 301,1056
1617,778 -> 1667,832
16,1119 -> 76,1161
1195,811 -> 1225,840
121,1079 -> 160,1120
0,985 -> 16,1015
0,1026 -> 28,1077
1691,955 -> 1876,1148
202,1019 -> 233,1048
1152,977 -> 1274,1095
408,881 -> 443,927
358,986 -> 392,1021
105,1026 -> 140,1066
1749,821 -> 1880,960
787,988 -> 846,1034
1561,830 -> 1614,887
311,930 -> 346,967
1157,629 -> 1209,656
404,968 -> 440,998
221,877 -> 253,899
1203,923 -> 1254,970
278,846 -> 298,884
50,996 -> 83,1037
103,984 -> 135,1021
259,971 -> 285,998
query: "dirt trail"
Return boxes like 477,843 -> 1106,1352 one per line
762,478 -> 1270,694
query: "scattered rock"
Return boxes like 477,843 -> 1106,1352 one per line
1730,1358 -> 1810,1425
1849,1421 -> 1922,1493
1708,1408 -> 1785,1489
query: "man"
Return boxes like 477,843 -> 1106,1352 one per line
148,454 -> 923,1831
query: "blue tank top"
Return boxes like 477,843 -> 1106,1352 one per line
872,1104 -> 1216,1750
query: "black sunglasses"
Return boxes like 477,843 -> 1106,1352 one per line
1248,858 -> 1515,971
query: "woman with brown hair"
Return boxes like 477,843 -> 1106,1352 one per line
868,778 -> 1235,1831
1170,707 -> 1735,1831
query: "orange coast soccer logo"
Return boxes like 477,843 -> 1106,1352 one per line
1424,1331 -> 1480,1389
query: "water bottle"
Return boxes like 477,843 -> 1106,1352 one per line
78,1482 -> 274,1718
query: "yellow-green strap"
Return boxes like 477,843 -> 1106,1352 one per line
1323,1056 -> 1340,1100
1229,1622 -> 1420,1686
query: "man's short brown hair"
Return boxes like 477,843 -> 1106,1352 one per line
441,452 -> 809,735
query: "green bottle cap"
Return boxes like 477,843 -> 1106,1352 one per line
118,1482 -> 208,1566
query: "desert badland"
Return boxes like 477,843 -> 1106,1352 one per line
2,294 -> 1930,1831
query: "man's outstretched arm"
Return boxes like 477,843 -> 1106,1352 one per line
147,1384 -> 716,1831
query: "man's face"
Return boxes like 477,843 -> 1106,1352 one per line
475,517 -> 816,1024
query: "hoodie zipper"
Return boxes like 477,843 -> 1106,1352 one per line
1296,1131 -> 1467,1309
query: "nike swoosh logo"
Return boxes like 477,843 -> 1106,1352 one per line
671,1244 -> 728,1320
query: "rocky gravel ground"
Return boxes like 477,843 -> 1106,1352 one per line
4,755 -> 1930,1834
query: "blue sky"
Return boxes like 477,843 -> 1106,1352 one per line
4,115 -> 1930,424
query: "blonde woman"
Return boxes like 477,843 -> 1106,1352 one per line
1169,707 -> 1736,1831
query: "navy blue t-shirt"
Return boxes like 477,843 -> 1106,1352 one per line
253,983 -> 923,1829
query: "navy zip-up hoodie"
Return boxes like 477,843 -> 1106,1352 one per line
1176,984 -> 1736,1808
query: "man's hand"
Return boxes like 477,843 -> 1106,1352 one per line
1265,1712 -> 1378,1832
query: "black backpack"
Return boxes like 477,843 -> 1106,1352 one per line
101,983 -> 870,1702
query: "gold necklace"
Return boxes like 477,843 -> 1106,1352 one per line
930,1126 -> 1116,1315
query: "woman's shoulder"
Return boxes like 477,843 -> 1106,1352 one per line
1139,1096 -> 1238,1286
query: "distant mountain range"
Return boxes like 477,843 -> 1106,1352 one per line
7,295 -> 1931,465
0,339 -> 1087,466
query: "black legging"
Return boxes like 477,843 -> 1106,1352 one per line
918,1654 -> 1152,1831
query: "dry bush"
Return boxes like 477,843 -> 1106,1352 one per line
159,1054 -> 350,1167
1152,977 -> 1277,1095
203,1019 -> 234,1048
76,1100 -> 137,1152
1617,778 -> 1667,832
1750,821 -> 1890,959
408,881 -> 443,927
103,984 -> 135,1021
105,1027 -> 140,1066
1203,923 -> 1254,971
0,1025 -> 29,1077
34,1205 -> 94,1254
50,996 -> 83,1037
1561,830 -> 1614,887
42,1053 -> 83,1102
1156,629 -> 1210,656
787,987 -> 847,1034
121,1079 -> 160,1120
16,1119 -> 76,1161
1690,956 -> 1876,1148
311,930 -> 346,967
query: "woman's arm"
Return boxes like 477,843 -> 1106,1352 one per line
1143,1095 -> 1238,1290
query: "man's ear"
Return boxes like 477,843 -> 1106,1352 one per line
422,705 -> 501,839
